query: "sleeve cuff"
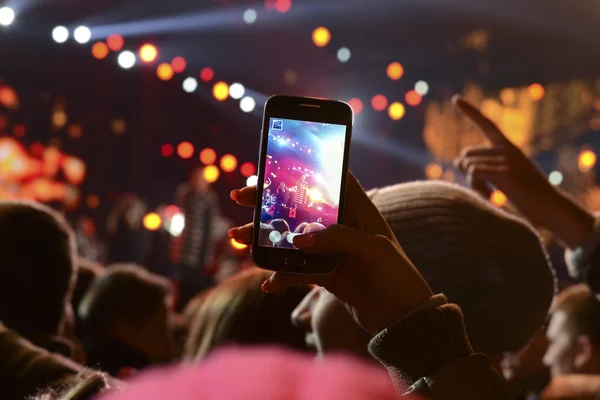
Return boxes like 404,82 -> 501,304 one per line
565,213 -> 600,280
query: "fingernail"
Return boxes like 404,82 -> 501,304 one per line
230,190 -> 239,201
451,94 -> 461,105
261,279 -> 273,293
293,234 -> 316,248
227,228 -> 237,238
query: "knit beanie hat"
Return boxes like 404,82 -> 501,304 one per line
367,181 -> 556,355
100,347 -> 409,400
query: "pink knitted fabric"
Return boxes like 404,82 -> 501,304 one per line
100,347 -> 413,400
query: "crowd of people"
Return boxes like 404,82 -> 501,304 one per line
2,97 -> 600,399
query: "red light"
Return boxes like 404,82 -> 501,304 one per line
13,124 -> 26,138
161,144 -> 174,157
275,0 -> 292,12
200,148 -> 217,165
264,0 -> 276,10
240,162 -> 256,177
371,95 -> 388,111
107,34 -> 124,52
200,67 -> 214,82
164,205 -> 180,218
405,90 -> 422,107
177,142 -> 194,159
171,57 -> 187,73
30,142 -> 44,157
139,44 -> 158,63
347,98 -> 363,115
92,42 -> 109,60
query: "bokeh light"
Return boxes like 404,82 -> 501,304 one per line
220,154 -> 238,172
67,124 -> 82,139
117,51 -> 136,69
199,148 -> 217,165
229,83 -> 245,100
73,26 -> 92,44
246,175 -> 258,187
0,86 -> 18,109
177,141 -> 194,159
200,67 -> 214,82
231,238 -> 248,250
415,81 -> 429,96
527,83 -> 545,101
213,81 -> 229,101
161,144 -> 174,157
111,119 -> 127,134
143,212 -> 162,231
0,7 -> 15,27
13,124 -> 26,138
107,34 -> 124,51
52,111 -> 68,128
157,63 -> 174,81
371,94 -> 388,111
386,62 -> 404,80
348,98 -> 363,115
578,149 -> 597,172
337,47 -> 351,63
182,77 -> 198,93
548,171 -> 563,186
275,0 -> 292,12
240,96 -> 256,113
171,57 -> 187,73
203,165 -> 220,183
92,42 -> 109,60
405,90 -> 422,106
243,8 -> 257,24
425,163 -> 443,179
312,27 -> 331,47
139,44 -> 158,63
240,162 -> 256,177
52,26 -> 69,43
86,195 -> 100,209
388,102 -> 406,120
490,190 -> 508,207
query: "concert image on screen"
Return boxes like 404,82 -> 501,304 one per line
258,117 -> 348,249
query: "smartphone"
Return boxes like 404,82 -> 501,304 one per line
252,95 -> 353,274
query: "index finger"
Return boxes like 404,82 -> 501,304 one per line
453,96 -> 512,147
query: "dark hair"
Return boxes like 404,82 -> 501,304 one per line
270,219 -> 290,235
294,223 -> 308,234
78,264 -> 170,337
183,268 -> 308,361
0,202 -> 76,336
258,223 -> 275,247
553,283 -> 600,347
71,260 -> 103,317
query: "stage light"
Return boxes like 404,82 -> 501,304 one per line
200,148 -> 217,165
578,149 -> 597,172
275,0 -> 292,13
52,26 -> 69,43
203,165 -> 220,183
490,190 -> 508,208
73,26 -> 91,44
157,63 -> 174,81
246,175 -> 258,186
405,90 -> 422,106
220,154 -> 238,172
284,69 -> 298,85
168,213 -> 185,237
13,124 -> 26,137
177,141 -> 194,159
243,8 -> 257,24
164,205 -> 180,218
240,96 -> 256,113
143,212 -> 162,231
337,47 -> 351,63
161,144 -> 174,157
387,62 -> 404,80
388,102 -> 406,120
107,34 -> 124,51
86,195 -> 100,209
67,124 -> 82,139
0,7 -> 15,26
425,163 -> 442,179
117,51 -> 136,69
527,83 -> 545,101
371,94 -> 388,111
231,238 -> 248,250
172,57 -> 187,73
312,27 -> 331,47
347,98 -> 363,115
139,44 -> 158,63
52,111 -> 68,128
229,83 -> 245,100
182,77 -> 198,93
111,119 -> 126,134
415,80 -> 429,96
549,171 -> 563,186
213,81 -> 229,101
91,42 -> 109,60
240,162 -> 256,177
200,67 -> 214,82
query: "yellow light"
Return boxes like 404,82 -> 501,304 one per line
111,119 -> 127,134
527,83 -> 545,101
388,102 -> 406,120
312,27 -> 331,47
578,149 -> 597,172
200,148 -> 217,165
212,81 -> 229,101
157,63 -> 174,81
203,165 -> 220,183
52,111 -> 68,128
231,238 -> 248,250
307,188 -> 323,201
425,163 -> 443,179
143,212 -> 162,231
386,62 -> 404,80
91,42 -> 109,60
490,190 -> 508,207
220,154 -> 238,172
139,44 -> 158,63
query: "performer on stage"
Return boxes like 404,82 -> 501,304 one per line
293,175 -> 309,209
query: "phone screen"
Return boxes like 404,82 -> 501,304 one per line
258,117 -> 348,249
